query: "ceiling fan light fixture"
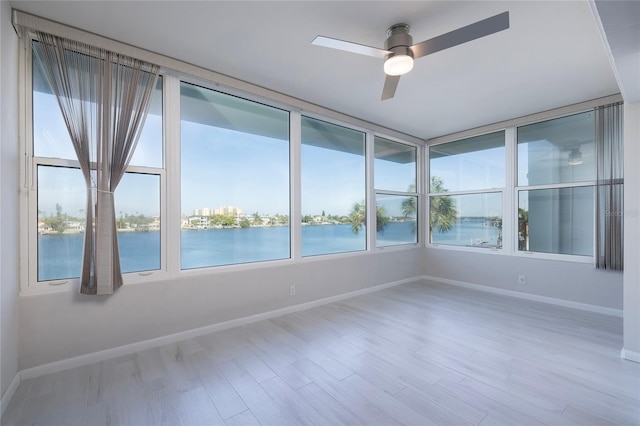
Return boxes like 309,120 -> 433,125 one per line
384,54 -> 414,76
568,149 -> 583,166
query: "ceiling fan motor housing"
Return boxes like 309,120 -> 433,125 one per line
384,24 -> 414,59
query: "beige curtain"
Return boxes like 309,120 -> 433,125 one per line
34,32 -> 160,294
595,102 -> 624,271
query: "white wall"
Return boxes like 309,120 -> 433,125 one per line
0,0 -> 20,400
422,248 -> 623,311
623,102 -> 640,358
19,249 -> 423,369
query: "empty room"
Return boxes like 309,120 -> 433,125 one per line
1,1 -> 639,425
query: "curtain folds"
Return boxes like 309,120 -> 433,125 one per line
595,102 -> 624,271
34,32 -> 160,294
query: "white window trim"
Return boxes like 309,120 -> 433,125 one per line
19,41 -> 422,295
427,129 -> 507,253
373,136 -> 421,249
426,102 -> 616,263
21,37 -> 168,295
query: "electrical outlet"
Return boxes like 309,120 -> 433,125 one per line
289,284 -> 296,296
518,274 -> 526,285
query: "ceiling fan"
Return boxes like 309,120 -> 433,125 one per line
312,11 -> 510,100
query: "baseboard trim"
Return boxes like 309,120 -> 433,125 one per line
20,276 -> 419,380
0,372 -> 21,418
421,275 -> 623,318
621,348 -> 640,363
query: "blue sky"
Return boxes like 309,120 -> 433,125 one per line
35,90 -> 416,219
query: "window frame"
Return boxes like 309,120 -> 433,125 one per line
514,110 -> 598,262
22,36 -> 169,294
299,114 -> 369,257
178,79 -> 293,269
373,135 -> 420,249
427,129 -> 507,253
426,107 -> 610,264
19,34 -> 422,295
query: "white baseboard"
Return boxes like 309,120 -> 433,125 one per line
0,371 -> 21,418
421,275 -> 623,318
20,276 -> 419,380
621,348 -> 640,363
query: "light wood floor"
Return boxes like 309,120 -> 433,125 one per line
3,280 -> 639,425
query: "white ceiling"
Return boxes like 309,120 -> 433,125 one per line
10,1 -> 624,140
594,0 -> 640,104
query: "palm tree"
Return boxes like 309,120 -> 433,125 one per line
430,176 -> 457,232
401,184 -> 418,233
376,205 -> 389,233
349,201 -> 389,235
349,201 -> 365,234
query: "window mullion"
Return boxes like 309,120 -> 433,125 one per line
503,126 -> 515,254
428,188 -> 504,197
164,74 -> 181,277
366,131 -> 376,251
290,110 -> 302,261
376,189 -> 416,197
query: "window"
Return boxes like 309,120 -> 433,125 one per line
517,112 -> 595,256
301,117 -> 366,256
374,137 -> 418,247
32,43 -> 163,283
25,31 -> 424,293
429,131 -> 505,249
180,82 -> 290,268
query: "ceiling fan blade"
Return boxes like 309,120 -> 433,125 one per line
410,11 -> 509,59
381,75 -> 401,100
312,36 -> 390,59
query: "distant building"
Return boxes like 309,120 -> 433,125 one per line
215,206 -> 242,216
38,222 -> 52,234
188,216 -> 209,229
193,208 -> 213,216
63,221 -> 85,233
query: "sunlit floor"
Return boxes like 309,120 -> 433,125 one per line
3,280 -> 639,425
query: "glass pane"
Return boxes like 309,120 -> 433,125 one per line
374,137 -> 416,192
430,192 -> 502,249
180,82 -> 290,268
115,173 -> 161,273
37,166 -> 85,281
33,46 -> 74,160
518,187 -> 593,256
33,43 -> 163,167
301,116 -> 366,256
376,194 -> 417,247
518,111 -> 595,186
129,77 -> 163,168
430,131 -> 504,192
37,167 -> 161,281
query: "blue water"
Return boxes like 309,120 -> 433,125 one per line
37,221 -> 421,281
38,231 -> 161,281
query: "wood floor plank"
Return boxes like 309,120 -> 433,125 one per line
292,357 -> 403,425
259,375 -> 328,425
178,385 -> 225,425
396,378 -> 488,425
187,352 -> 248,420
296,382 -> 367,426
223,409 -> 260,426
217,359 -> 297,425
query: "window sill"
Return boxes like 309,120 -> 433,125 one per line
426,243 -> 595,264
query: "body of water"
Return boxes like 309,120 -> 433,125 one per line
39,220 -> 495,281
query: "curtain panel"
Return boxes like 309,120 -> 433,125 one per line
34,32 -> 160,294
595,102 -> 624,271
